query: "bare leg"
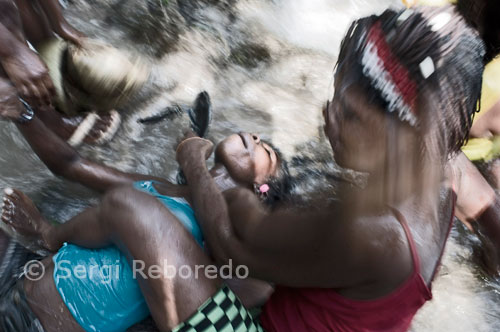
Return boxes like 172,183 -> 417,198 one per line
23,258 -> 85,332
0,230 -> 83,331
2,187 -> 271,329
1,188 -> 110,252
96,187 -> 223,330
2,187 -> 232,330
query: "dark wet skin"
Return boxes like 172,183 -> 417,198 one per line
0,0 -> 116,144
3,67 -> 500,332
1,9 -> 500,330
2,78 -> 500,331
0,92 -> 278,331
175,80 -> 500,299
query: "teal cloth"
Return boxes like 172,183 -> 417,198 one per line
52,181 -> 203,332
52,244 -> 149,332
133,180 -> 204,247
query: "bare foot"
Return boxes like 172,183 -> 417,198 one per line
1,188 -> 52,250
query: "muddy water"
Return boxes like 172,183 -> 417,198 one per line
0,0 -> 499,330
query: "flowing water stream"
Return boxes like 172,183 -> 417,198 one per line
1,0 -> 499,330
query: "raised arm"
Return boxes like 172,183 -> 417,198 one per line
176,138 -> 379,288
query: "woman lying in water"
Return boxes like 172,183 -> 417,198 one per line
0,92 -> 292,332
61,4 -> 498,332
3,4 -> 500,332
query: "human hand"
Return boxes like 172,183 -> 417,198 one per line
1,44 -> 55,107
176,132 -> 214,169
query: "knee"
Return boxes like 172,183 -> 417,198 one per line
99,186 -> 144,226
100,186 -> 137,213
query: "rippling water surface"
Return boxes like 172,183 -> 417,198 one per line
1,0 -> 499,330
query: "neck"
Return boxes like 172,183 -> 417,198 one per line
209,163 -> 243,192
342,154 -> 443,215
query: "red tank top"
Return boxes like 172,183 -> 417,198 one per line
260,202 -> 455,332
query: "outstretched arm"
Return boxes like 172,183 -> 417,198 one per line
15,112 -> 167,192
177,138 -> 379,288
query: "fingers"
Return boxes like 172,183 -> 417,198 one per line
35,77 -> 53,106
176,137 -> 214,165
17,77 -> 54,108
183,130 -> 198,140
174,130 -> 198,151
26,81 -> 41,105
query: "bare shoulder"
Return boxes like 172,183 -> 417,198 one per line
323,212 -> 416,289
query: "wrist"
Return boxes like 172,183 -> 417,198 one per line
16,98 -> 35,124
176,137 -> 212,166
0,38 -> 27,60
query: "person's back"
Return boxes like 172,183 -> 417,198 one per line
261,188 -> 456,332
257,5 -> 487,331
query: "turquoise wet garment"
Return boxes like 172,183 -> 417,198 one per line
52,244 -> 149,332
133,180 -> 204,247
52,181 -> 203,332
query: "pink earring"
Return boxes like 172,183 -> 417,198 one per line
259,184 -> 270,194
254,183 -> 270,199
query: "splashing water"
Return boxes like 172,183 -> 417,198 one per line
1,0 -> 499,331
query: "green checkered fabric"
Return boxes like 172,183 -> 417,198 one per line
172,285 -> 265,332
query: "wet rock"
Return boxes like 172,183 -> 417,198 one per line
103,0 -> 185,58
229,42 -> 272,69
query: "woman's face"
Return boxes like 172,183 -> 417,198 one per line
324,83 -> 402,173
215,132 -> 280,185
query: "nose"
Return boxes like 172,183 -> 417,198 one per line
251,133 -> 261,144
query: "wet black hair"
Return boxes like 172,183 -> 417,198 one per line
260,140 -> 295,207
334,5 -> 486,157
456,0 -> 500,63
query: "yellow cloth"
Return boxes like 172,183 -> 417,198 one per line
479,60 -> 500,119
403,0 -> 500,160
462,137 -> 500,162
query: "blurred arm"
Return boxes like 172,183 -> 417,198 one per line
16,114 -> 167,192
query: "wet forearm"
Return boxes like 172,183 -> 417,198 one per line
0,0 -> 25,58
16,115 -> 80,176
182,158 -> 235,259
0,21 -> 23,59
